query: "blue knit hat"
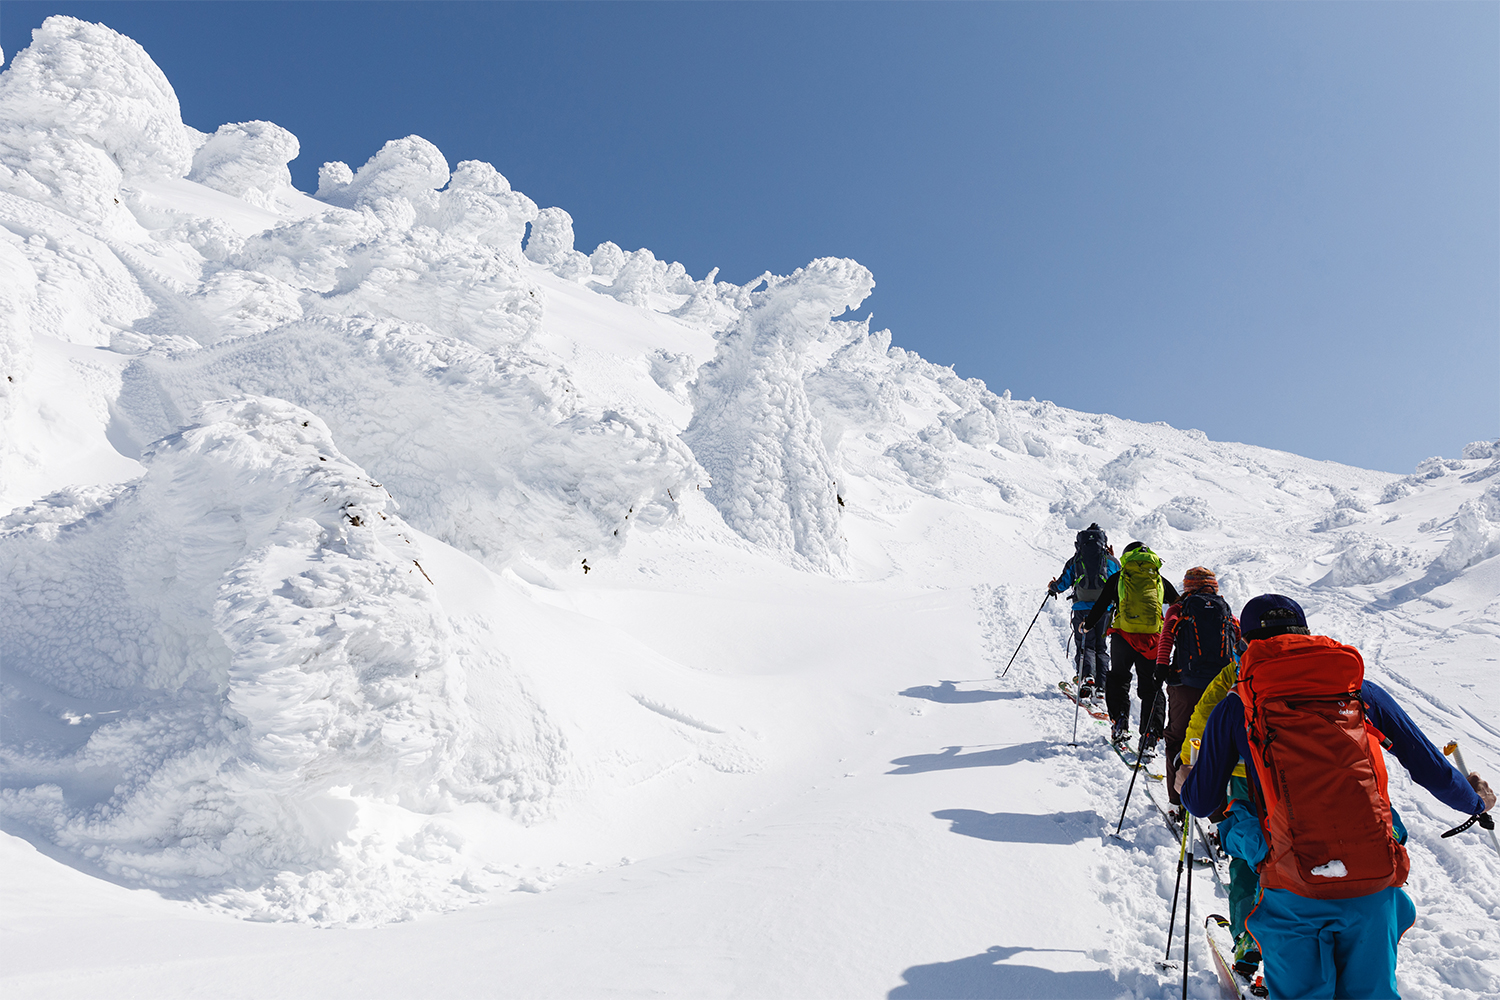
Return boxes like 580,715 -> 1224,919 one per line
1240,594 -> 1308,637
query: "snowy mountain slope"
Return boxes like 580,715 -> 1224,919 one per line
2,16 -> 1499,999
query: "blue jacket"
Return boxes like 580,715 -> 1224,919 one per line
1183,678 -> 1483,823
1054,555 -> 1120,611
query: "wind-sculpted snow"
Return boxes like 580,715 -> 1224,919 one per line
0,232 -> 36,425
187,120 -> 301,212
523,205 -> 592,279
0,16 -> 200,226
116,318 -> 702,569
685,258 -> 874,571
0,397 -> 533,921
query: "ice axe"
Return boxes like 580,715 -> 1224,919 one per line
1441,741 -> 1499,856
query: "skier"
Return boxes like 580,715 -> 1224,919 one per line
1079,542 -> 1179,749
1047,523 -> 1118,698
1174,623 -> 1260,976
1181,595 -> 1496,1000
1156,566 -> 1240,808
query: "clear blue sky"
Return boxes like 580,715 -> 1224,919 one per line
4,1 -> 1496,473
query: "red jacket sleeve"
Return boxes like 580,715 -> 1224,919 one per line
1156,605 -> 1181,666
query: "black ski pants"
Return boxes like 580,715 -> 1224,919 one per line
1105,633 -> 1165,737
1071,608 -> 1109,686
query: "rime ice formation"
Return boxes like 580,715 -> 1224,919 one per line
0,16 -> 200,226
685,258 -> 874,571
188,120 -> 301,211
2,19 -> 1499,999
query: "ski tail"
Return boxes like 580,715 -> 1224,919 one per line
1204,915 -> 1247,1000
1204,914 -> 1267,998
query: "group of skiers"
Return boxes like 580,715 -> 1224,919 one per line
1046,524 -> 1496,999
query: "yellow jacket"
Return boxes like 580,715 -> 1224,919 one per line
1182,660 -> 1248,778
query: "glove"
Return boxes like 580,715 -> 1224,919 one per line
1046,580 -> 1059,597
1470,772 -> 1497,813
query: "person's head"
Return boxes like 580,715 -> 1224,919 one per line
1240,595 -> 1309,641
1123,541 -> 1145,555
1182,566 -> 1217,595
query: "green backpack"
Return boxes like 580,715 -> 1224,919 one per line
1113,547 -> 1165,634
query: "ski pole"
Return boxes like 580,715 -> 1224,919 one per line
1182,819 -> 1194,1000
1069,686 -> 1082,747
1160,817 -> 1190,970
1442,741 -> 1500,856
1113,682 -> 1166,836
999,591 -> 1054,680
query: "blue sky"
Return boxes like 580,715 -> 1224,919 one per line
3,1 -> 1495,473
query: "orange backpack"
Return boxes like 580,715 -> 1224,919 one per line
1238,633 -> 1410,899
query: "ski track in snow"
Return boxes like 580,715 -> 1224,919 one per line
1,15 -> 1499,999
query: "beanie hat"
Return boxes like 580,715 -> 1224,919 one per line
1240,594 -> 1309,641
1182,566 -> 1217,594
1122,541 -> 1144,555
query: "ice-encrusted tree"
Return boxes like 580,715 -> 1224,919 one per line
684,257 -> 874,572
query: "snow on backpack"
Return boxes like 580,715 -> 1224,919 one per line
1238,634 -> 1410,899
1113,546 -> 1164,634
1071,526 -> 1110,602
1173,593 -> 1236,685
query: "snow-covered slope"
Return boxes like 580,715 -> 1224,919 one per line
2,17 -> 1498,998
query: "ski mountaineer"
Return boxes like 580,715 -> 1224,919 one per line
1047,523 -> 1119,698
1175,645 -> 1261,977
1180,595 -> 1497,1000
1079,542 -> 1179,750
1156,566 -> 1241,809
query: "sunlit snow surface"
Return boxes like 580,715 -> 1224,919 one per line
2,16 -> 1498,999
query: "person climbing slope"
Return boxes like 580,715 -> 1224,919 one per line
1181,594 -> 1496,1000
1080,542 -> 1179,750
1157,566 -> 1241,807
1169,583 -> 1258,977
1047,523 -> 1119,698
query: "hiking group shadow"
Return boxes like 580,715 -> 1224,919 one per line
890,945 -> 1120,999
888,741 -> 1052,775
898,680 -> 1023,704
931,808 -> 1100,845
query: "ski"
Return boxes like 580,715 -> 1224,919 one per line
1059,680 -> 1110,721
1205,914 -> 1267,998
1109,742 -> 1233,889
1108,735 -> 1166,781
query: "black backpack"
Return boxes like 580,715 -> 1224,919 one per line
1071,525 -> 1110,602
1172,592 -> 1235,684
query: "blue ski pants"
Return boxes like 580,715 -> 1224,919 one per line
1247,885 -> 1416,999
1070,608 -> 1109,685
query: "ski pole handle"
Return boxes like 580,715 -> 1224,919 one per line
1443,741 -> 1500,856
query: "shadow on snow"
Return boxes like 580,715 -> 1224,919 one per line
931,808 -> 1101,845
887,741 -> 1052,775
898,680 -> 1023,704
889,945 -> 1119,999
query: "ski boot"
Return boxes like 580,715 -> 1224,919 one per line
1234,931 -> 1262,977
1110,719 -> 1131,750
